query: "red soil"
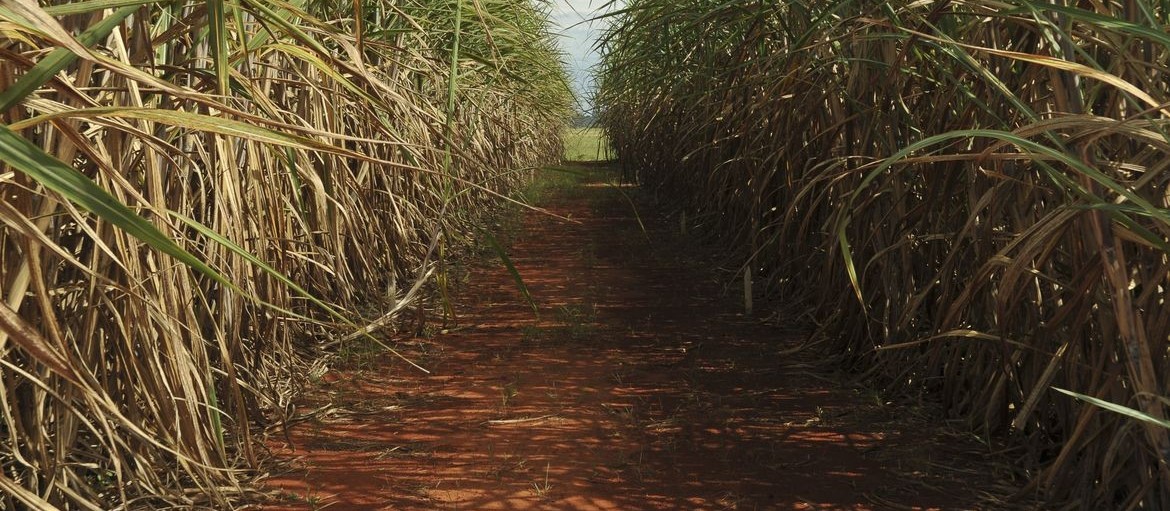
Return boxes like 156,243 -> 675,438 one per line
253,168 -> 1009,510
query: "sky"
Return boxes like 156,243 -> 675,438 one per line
549,0 -> 617,112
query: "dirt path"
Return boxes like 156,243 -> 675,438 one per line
256,166 -> 1009,510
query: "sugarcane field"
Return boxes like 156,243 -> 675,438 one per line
4,1 -> 1170,509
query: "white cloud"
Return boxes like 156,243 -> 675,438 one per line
548,0 -> 622,109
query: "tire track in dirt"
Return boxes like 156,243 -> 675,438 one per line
255,166 -> 1011,510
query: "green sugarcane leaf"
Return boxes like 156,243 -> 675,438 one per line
42,0 -> 158,16
1054,387 -> 1170,429
10,106 -> 380,163
0,5 -> 137,112
169,211 -> 346,322
481,228 -> 538,316
0,124 -> 231,290
207,0 -> 230,96
0,124 -> 340,327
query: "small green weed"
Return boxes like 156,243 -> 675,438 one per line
335,338 -> 382,369
500,382 -> 518,409
531,463 -> 553,500
520,303 -> 597,346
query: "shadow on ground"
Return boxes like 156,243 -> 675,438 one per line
253,164 -> 1011,511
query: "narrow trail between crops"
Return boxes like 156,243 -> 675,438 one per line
256,165 -> 1009,511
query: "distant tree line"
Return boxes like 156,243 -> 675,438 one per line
571,112 -> 597,128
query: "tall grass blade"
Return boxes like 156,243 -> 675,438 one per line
482,228 -> 538,316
